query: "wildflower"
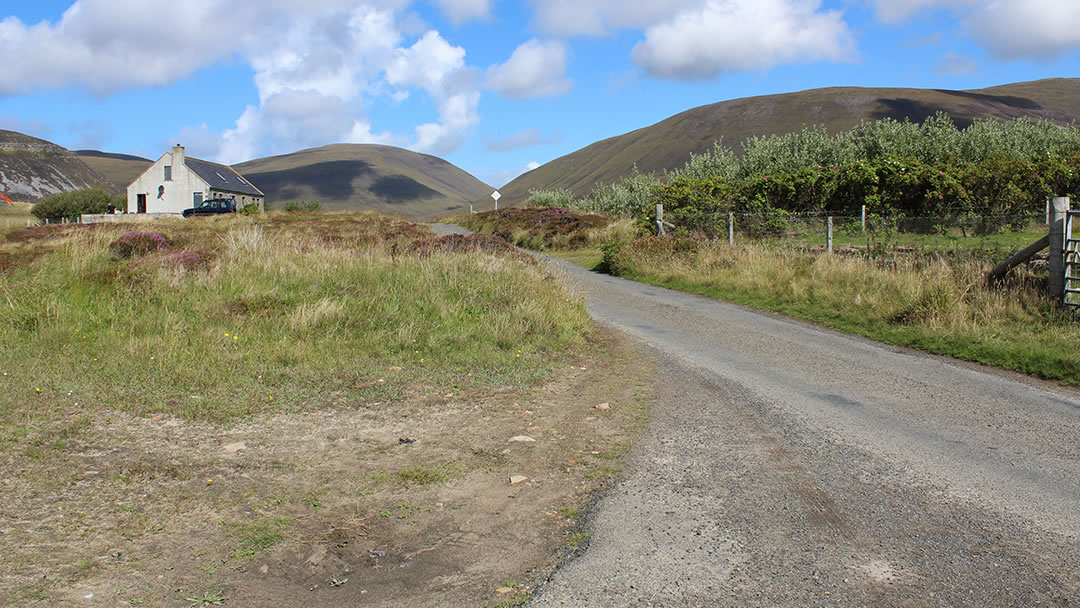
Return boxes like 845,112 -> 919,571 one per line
233,336 -> 238,341
35,387 -> 41,393
225,333 -> 230,337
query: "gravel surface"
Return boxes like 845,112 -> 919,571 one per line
531,257 -> 1080,607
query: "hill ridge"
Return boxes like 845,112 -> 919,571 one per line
501,77 -> 1080,204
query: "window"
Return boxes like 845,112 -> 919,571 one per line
164,165 -> 172,181
194,192 -> 203,206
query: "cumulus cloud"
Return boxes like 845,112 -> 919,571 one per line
0,1 -> 479,162
529,0 -> 700,36
484,129 -> 562,152
433,0 -> 491,23
486,39 -> 573,99
866,0 -> 1080,59
967,0 -> 1080,59
630,0 -> 857,80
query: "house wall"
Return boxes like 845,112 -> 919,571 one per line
126,146 -> 209,214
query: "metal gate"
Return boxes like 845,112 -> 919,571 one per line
1066,211 -> 1080,309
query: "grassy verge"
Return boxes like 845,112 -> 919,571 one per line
0,203 -> 34,236
0,212 -> 591,423
606,237 -> 1080,385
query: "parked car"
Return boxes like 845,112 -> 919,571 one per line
182,198 -> 236,218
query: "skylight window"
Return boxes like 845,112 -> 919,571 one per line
216,172 -> 228,182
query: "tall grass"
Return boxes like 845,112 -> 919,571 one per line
0,214 -> 591,422
608,238 -> 1080,384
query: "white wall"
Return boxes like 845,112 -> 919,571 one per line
126,147 -> 208,214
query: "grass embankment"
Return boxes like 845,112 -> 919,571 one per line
460,208 -> 1080,385
453,207 -> 632,251
606,237 -> 1080,385
0,212 -> 590,423
0,203 -> 34,236
0,212 -> 648,607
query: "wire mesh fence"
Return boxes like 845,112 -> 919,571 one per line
661,208 -> 1048,250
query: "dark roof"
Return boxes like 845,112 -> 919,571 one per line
185,157 -> 264,197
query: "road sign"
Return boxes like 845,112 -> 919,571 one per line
491,190 -> 501,210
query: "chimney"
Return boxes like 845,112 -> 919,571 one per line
172,144 -> 185,168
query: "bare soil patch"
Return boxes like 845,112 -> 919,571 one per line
1,330 -> 651,607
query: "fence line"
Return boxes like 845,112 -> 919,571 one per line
656,203 -> 1047,245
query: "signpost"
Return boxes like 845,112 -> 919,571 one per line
491,190 -> 501,211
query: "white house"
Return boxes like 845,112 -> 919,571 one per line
127,145 -> 264,214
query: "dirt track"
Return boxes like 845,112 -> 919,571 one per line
530,256 -> 1080,607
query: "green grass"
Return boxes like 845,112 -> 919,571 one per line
607,237 -> 1080,385
562,531 -> 591,552
231,516 -> 289,558
0,212 -> 591,424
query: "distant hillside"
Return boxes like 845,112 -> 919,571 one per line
236,144 -> 493,220
502,78 -> 1080,204
0,131 -> 119,202
75,150 -> 152,189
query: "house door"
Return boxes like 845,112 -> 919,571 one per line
137,194 -> 147,214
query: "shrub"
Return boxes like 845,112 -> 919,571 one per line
282,201 -> 320,212
107,231 -> 170,259
238,203 -> 261,216
526,188 -> 575,208
31,188 -> 124,221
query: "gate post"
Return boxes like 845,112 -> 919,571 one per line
1049,197 -> 1071,301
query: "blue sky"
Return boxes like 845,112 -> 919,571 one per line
1,1 -> 1078,187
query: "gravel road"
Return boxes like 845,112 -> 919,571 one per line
530,257 -> 1080,607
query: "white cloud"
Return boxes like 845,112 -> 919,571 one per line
486,39 -> 573,99
433,0 -> 491,24
387,30 -> 467,92
968,0 -> 1080,59
865,0 -> 1080,59
529,0 -> 699,36
0,1 -> 479,161
631,0 -> 856,80
386,31 -> 481,154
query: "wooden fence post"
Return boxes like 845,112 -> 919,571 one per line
1050,197 -> 1071,301
727,213 -> 734,245
861,205 -> 866,232
656,203 -> 665,236
826,216 -> 834,254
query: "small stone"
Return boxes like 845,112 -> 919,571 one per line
523,410 -> 534,416
259,564 -> 270,574
509,475 -> 528,485
595,402 -> 611,410
222,441 -> 246,454
509,435 -> 536,443
496,587 -> 514,594
388,366 -> 403,372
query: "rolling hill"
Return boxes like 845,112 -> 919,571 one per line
501,78 -> 1080,204
235,144 -> 493,220
75,150 -> 153,189
0,130 -> 119,202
